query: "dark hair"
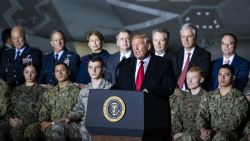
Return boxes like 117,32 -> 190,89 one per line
23,63 -> 38,81
24,62 -> 38,71
1,28 -> 11,43
218,64 -> 235,75
55,63 -> 70,71
88,57 -> 104,68
222,33 -> 237,45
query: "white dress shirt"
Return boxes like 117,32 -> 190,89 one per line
223,54 -> 235,65
54,50 -> 64,60
135,55 -> 151,81
120,51 -> 132,61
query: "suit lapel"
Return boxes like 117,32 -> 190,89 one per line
231,54 -> 239,67
141,56 -> 156,89
59,49 -> 68,62
189,47 -> 199,66
177,48 -> 184,76
19,47 -> 30,59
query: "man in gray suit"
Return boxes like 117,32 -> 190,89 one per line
104,29 -> 133,84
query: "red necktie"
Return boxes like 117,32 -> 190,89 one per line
136,61 -> 144,91
178,53 -> 191,89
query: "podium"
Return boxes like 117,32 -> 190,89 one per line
86,89 -> 171,141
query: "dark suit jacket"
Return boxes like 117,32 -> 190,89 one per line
0,45 -> 42,87
163,49 -> 175,61
104,51 -> 133,84
111,54 -> 176,102
208,54 -> 250,91
38,48 -> 80,85
104,52 -> 120,84
173,46 -> 211,89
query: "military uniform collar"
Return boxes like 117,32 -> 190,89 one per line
88,79 -> 107,89
214,88 -> 237,97
56,81 -> 73,93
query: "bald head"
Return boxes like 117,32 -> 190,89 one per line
11,26 -> 27,49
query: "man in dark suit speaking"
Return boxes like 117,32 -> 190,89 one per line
111,33 -> 175,141
111,33 -> 176,102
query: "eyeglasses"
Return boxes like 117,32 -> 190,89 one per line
221,41 -> 235,46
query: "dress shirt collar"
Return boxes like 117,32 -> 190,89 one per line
155,51 -> 165,57
120,50 -> 132,61
15,47 -> 26,56
184,47 -> 195,58
136,55 -> 151,72
223,54 -> 235,65
54,50 -> 64,60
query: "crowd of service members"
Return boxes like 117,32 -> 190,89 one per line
0,23 -> 249,141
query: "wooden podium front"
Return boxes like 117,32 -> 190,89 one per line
86,90 -> 171,141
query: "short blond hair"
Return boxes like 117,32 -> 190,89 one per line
188,66 -> 204,77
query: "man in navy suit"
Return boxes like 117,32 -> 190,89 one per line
151,28 -> 175,64
173,23 -> 211,91
208,33 -> 249,91
104,29 -> 133,84
0,26 -> 42,87
38,30 -> 80,86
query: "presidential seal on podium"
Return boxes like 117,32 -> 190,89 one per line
103,96 -> 126,122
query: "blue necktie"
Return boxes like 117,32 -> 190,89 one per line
15,50 -> 21,60
55,54 -> 59,61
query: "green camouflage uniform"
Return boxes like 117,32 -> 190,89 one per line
196,88 -> 249,141
68,79 -> 112,141
172,88 -> 208,141
0,83 -> 45,141
39,82 -> 80,141
0,79 -> 10,120
170,88 -> 183,119
240,101 -> 250,141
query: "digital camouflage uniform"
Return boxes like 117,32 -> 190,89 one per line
0,79 -> 10,120
0,83 -> 45,141
170,88 -> 183,119
196,88 -> 249,141
172,88 -> 208,141
68,79 -> 112,141
240,101 -> 250,141
39,82 -> 80,141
